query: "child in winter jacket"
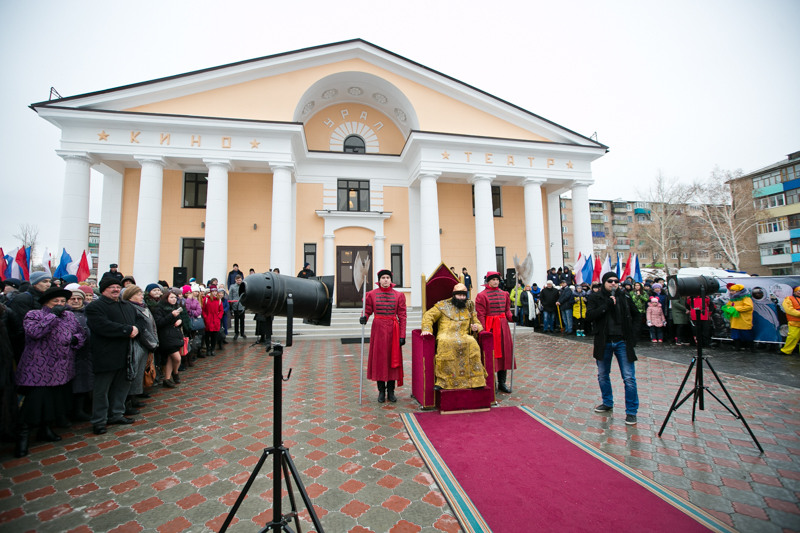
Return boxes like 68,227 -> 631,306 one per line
646,296 -> 667,342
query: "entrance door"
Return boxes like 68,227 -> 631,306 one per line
337,246 -> 372,308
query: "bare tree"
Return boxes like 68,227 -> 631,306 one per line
690,167 -> 757,271
636,172 -> 694,276
12,224 -> 39,262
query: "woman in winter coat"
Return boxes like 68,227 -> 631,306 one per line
153,291 -> 185,388
14,287 -> 86,457
202,289 -> 224,356
65,286 -> 92,422
646,296 -> 667,343
122,286 -> 159,403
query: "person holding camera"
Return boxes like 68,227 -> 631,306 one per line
360,270 -> 406,403
586,272 -> 641,425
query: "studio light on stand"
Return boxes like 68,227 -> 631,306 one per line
220,272 -> 333,532
658,275 -> 762,452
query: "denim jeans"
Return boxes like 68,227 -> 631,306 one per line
561,309 -> 573,333
543,311 -> 555,332
596,340 -> 639,415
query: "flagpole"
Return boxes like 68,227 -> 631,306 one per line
359,274 -> 367,405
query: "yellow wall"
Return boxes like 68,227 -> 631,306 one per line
125,58 -> 552,143
438,183 -> 477,284
382,185 -> 410,283
119,169 -> 273,282
228,172 -> 273,273
295,182 -> 325,274
495,185 -> 528,273
305,103 -> 406,155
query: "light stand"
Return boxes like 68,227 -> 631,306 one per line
219,295 -> 324,532
657,286 -> 763,453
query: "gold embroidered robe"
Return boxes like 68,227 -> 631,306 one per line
421,300 -> 486,390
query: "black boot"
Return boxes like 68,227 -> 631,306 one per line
387,381 -> 397,403
37,426 -> 62,442
14,424 -> 30,458
497,370 -> 512,393
377,381 -> 386,403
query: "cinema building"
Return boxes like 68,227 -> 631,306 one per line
34,39 -> 607,307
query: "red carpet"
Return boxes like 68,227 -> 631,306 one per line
403,406 -> 731,533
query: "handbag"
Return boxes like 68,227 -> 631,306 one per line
126,339 -> 136,381
143,353 -> 156,388
190,315 -> 206,331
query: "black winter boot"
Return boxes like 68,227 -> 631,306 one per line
377,381 -> 386,403
14,424 -> 30,458
497,370 -> 512,393
387,381 -> 397,403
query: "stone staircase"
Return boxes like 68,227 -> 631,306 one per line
239,307 -> 423,341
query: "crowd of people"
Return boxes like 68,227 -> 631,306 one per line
0,262 -> 267,458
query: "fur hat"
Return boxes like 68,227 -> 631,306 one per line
485,271 -> 502,282
38,286 -> 73,305
377,269 -> 392,280
452,283 -> 468,294
99,276 -> 122,293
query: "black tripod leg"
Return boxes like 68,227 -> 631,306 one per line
220,448 -> 274,533
282,449 -> 325,532
703,359 -> 764,453
280,449 -> 302,533
658,357 -> 698,437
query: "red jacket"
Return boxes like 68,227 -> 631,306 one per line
202,296 -> 224,332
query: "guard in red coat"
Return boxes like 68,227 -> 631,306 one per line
475,271 -> 515,393
359,269 -> 407,403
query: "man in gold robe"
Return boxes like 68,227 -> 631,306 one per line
421,284 -> 487,390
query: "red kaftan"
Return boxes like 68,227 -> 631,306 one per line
364,287 -> 407,382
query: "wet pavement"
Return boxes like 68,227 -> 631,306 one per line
0,328 -> 798,532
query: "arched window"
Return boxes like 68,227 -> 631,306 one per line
343,135 -> 366,154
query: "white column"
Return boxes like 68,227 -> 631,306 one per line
418,172 -> 441,277
571,180 -> 593,262
132,156 -> 166,284
408,183 -> 422,307
323,234 -> 335,277
471,174 -> 497,292
202,158 -> 231,284
98,168 -> 124,276
57,151 -> 92,262
270,164 -> 294,274
523,177 -> 548,286
547,189 -> 564,269
373,235 -> 386,273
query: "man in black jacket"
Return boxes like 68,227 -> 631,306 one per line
86,277 -> 139,434
585,272 -> 641,425
556,283 -> 575,334
539,281 -> 559,333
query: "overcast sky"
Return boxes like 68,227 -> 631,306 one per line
1,0 -> 798,260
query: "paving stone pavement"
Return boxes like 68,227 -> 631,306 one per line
1,329 -> 799,532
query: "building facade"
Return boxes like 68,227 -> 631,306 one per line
34,40 -> 606,306
735,150 -> 800,275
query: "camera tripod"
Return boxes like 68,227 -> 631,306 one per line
220,298 -> 324,532
657,292 -> 763,453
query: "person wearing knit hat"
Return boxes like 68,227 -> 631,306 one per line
781,286 -> 800,355
182,285 -> 192,295
359,269 -> 406,403
77,285 -> 95,304
475,271 -> 515,393
420,283 -> 486,390
723,284 -> 754,351
586,270 -> 641,425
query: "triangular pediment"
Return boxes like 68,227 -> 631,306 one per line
32,39 -> 605,150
